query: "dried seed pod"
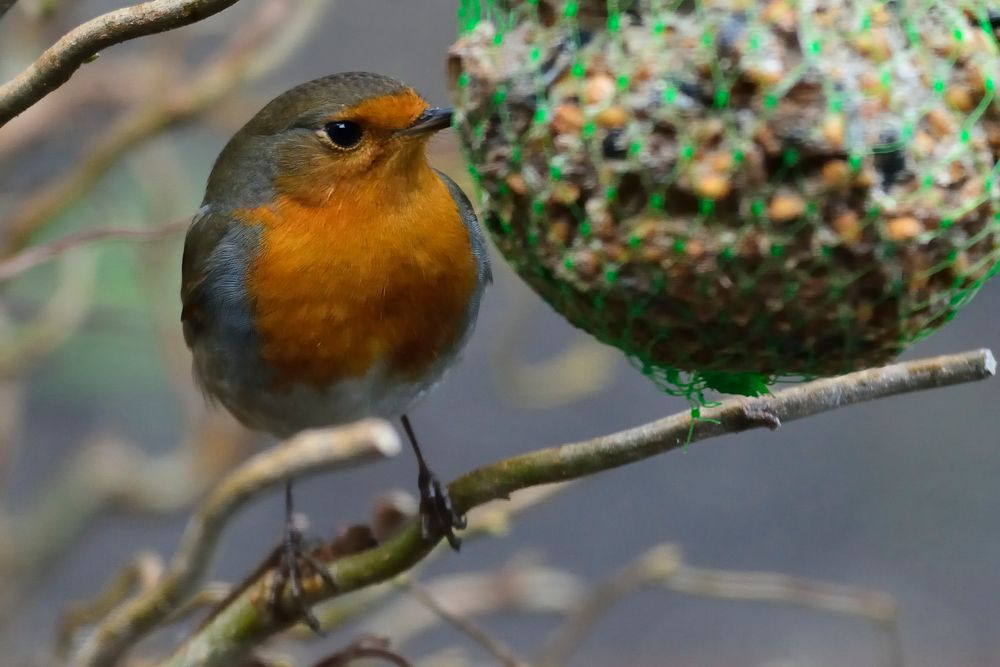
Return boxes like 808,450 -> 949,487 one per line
451,0 -> 1000,398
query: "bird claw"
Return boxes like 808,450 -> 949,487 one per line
417,468 -> 465,551
267,519 -> 335,635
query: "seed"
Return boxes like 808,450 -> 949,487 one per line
548,219 -> 572,245
551,181 -> 581,204
506,173 -> 527,194
552,103 -> 585,134
886,216 -> 923,241
913,130 -> 935,157
745,61 -> 784,87
925,108 -> 955,137
696,173 -> 731,200
585,74 -> 616,105
832,211 -> 861,243
596,106 -> 629,128
822,160 -> 851,189
571,250 -> 600,279
822,114 -> 845,149
768,192 -> 806,222
945,85 -> 975,112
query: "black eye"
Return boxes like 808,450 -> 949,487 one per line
323,120 -> 363,148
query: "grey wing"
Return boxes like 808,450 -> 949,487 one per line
436,169 -> 492,287
181,206 -> 231,348
180,206 -> 260,349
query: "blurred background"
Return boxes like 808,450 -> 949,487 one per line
0,1 -> 998,666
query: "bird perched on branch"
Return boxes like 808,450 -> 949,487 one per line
180,72 -> 490,630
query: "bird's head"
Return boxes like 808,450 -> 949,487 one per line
205,72 -> 453,208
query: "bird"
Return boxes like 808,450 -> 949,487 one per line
180,72 -> 491,630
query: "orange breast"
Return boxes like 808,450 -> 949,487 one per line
240,166 -> 478,388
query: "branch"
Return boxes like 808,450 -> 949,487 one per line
3,0 -> 321,253
71,419 -> 401,667
536,544 -> 902,667
0,0 -> 17,20
157,349 -> 995,667
0,219 -> 186,282
0,0 -> 244,126
56,552 -> 164,658
360,564 -> 583,646
405,582 -> 529,667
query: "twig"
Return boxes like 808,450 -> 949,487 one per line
0,61 -> 154,163
659,564 -> 905,667
0,0 -> 246,126
536,544 -> 902,667
0,219 -> 186,282
404,582 -> 529,667
309,636 -> 413,667
362,564 -> 584,646
2,0 -> 319,253
71,419 -> 401,667
0,414 -> 250,630
0,0 -> 18,20
155,349 -> 995,667
0,251 -> 96,374
56,552 -> 164,657
159,582 -> 234,627
300,484 -> 570,635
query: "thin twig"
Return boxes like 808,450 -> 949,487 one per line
156,349 -> 995,667
0,251 -> 96,374
56,552 -> 164,658
361,564 -> 584,646
405,582 -> 529,667
309,636 -> 413,667
0,0 -> 245,126
658,563 -> 905,667
536,544 -> 902,667
0,414 -> 250,630
300,484 -> 570,635
0,219 -> 186,282
0,0 -> 18,20
2,0 -> 320,253
71,419 -> 401,667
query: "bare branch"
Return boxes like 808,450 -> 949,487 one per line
309,636 -> 413,667
2,0 -> 322,253
0,1 -> 18,20
0,415 -> 250,628
0,251 -> 96,374
0,0 -> 245,126
405,582 -> 529,667
359,564 -> 583,646
536,544 -> 902,667
157,349 -> 995,667
71,419 -> 401,667
57,552 -> 164,658
0,219 -> 186,282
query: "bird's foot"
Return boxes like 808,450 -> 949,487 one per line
417,466 -> 466,551
267,516 -> 336,634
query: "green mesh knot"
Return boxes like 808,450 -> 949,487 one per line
451,0 -> 1000,402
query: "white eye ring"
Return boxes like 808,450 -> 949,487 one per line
321,120 -> 364,149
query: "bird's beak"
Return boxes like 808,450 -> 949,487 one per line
397,107 -> 453,137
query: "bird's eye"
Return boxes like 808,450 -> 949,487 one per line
323,120 -> 363,149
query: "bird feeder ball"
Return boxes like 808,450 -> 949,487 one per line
449,0 -> 1000,397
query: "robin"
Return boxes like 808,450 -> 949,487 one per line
180,72 -> 491,629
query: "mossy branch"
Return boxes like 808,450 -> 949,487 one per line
71,420 -> 401,667
149,349 -> 994,667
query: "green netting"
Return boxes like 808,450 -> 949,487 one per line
450,0 -> 1000,402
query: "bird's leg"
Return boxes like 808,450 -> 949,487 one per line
400,414 -> 466,551
267,478 -> 336,634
